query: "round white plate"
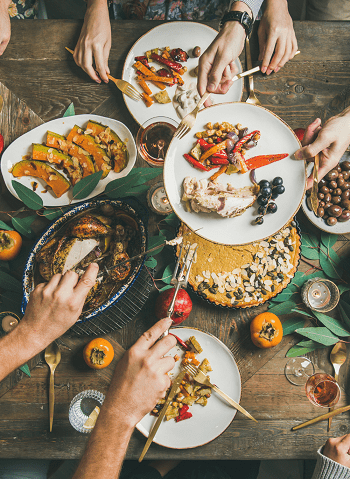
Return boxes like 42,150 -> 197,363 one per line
136,326 -> 241,449
302,153 -> 350,234
2,114 -> 137,207
164,102 -> 306,245
122,22 -> 243,126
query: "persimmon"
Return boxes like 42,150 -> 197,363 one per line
250,312 -> 283,349
0,230 -> 22,261
83,338 -> 114,369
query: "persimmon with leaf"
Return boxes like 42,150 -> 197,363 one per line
83,338 -> 114,369
0,230 -> 22,261
250,312 -> 283,349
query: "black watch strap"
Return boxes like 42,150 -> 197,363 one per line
219,11 -> 253,36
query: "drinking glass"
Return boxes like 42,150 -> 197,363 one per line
284,357 -> 315,386
305,373 -> 340,408
69,389 -> 105,433
136,116 -> 178,167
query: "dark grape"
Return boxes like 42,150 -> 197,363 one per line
275,185 -> 285,195
259,179 -> 270,188
271,190 -> 279,200
255,216 -> 264,225
267,202 -> 278,213
260,187 -> 272,197
272,177 -> 283,186
257,196 -> 268,206
258,205 -> 267,214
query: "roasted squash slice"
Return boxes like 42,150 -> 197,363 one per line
67,125 -> 112,179
11,160 -> 71,198
46,131 -> 95,178
32,144 -> 82,186
86,120 -> 128,173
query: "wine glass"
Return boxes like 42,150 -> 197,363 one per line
136,116 -> 178,167
284,357 -> 315,386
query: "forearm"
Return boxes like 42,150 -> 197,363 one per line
0,0 -> 11,10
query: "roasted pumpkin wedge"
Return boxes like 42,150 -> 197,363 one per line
32,143 -> 82,186
67,125 -> 112,178
46,131 -> 95,178
11,160 -> 71,198
86,120 -> 128,173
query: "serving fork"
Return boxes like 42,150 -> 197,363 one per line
184,363 -> 257,422
173,91 -> 211,140
65,47 -> 142,102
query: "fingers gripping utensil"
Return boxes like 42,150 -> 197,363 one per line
328,342 -> 347,431
44,342 -> 61,432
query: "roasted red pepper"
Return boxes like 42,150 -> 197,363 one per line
151,52 -> 183,73
170,48 -> 189,62
233,130 -> 260,153
135,56 -> 151,69
175,404 -> 192,422
0,134 -> 3,155
184,153 -> 217,171
210,157 -> 229,165
169,333 -> 190,351
245,153 -> 288,170
197,138 -> 212,151
212,150 -> 228,160
157,68 -> 172,78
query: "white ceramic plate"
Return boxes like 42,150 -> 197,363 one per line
122,22 -> 243,126
136,327 -> 241,449
1,114 -> 137,207
302,153 -> 350,234
164,102 -> 306,245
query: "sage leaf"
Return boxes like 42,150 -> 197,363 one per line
63,102 -> 75,117
268,301 -> 298,315
286,341 -> 325,357
302,232 -> 319,249
270,291 -> 300,303
164,212 -> 179,228
148,234 -> 165,255
338,300 -> 350,330
301,245 -> 319,260
159,284 -> 173,292
11,181 -> 43,211
291,308 -> 313,318
72,171 -> 103,200
162,263 -> 175,284
321,232 -> 338,252
19,363 -> 31,377
0,221 -> 12,231
311,310 -> 350,337
42,207 -> 67,220
319,246 -> 342,279
12,215 -> 37,238
283,317 -> 305,336
144,256 -> 157,268
0,271 -> 22,293
295,327 -> 339,346
338,284 -> 350,295
128,167 -> 163,183
159,229 -> 174,241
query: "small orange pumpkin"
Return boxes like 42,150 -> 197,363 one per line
250,312 -> 283,349
0,230 -> 22,261
83,338 -> 114,369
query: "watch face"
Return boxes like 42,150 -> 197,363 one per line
220,11 -> 253,36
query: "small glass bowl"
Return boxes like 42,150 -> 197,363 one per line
69,389 -> 105,433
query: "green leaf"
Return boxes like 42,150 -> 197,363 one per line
128,167 -> 163,183
123,184 -> 150,197
321,232 -> 338,252
269,291 -> 300,303
162,263 -> 175,284
301,245 -> 319,260
159,229 -> 174,241
19,363 -> 31,377
319,246 -> 343,279
286,341 -> 325,357
0,271 -> 22,292
0,221 -> 12,231
283,317 -> 306,336
105,168 -> 162,199
72,171 -> 103,200
268,301 -> 298,315
302,232 -> 319,249
11,181 -> 43,211
63,102 -> 75,117
164,212 -> 179,228
104,176 -> 138,199
148,234 -> 166,255
338,300 -> 350,330
295,327 -> 339,346
159,284 -> 174,292
311,310 -> 350,337
144,256 -> 157,268
0,261 -> 9,271
12,215 -> 37,238
291,308 -> 314,318
338,284 -> 350,295
42,207 -> 68,220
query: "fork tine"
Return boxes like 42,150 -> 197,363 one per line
178,127 -> 190,140
125,89 -> 141,101
175,123 -> 186,138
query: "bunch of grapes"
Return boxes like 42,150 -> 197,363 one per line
255,177 -> 285,225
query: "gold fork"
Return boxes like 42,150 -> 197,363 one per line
184,363 -> 257,422
65,47 -> 142,102
310,153 -> 320,216
173,91 -> 211,140
245,38 -> 261,106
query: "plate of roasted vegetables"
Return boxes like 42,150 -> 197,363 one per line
22,198 -> 147,322
136,327 -> 241,449
1,114 -> 137,207
163,102 -> 306,245
122,22 -> 243,126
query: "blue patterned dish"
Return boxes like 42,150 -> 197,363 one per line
22,198 -> 148,323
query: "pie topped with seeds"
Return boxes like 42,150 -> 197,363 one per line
176,221 -> 300,308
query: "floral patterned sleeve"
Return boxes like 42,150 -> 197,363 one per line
8,0 -> 38,18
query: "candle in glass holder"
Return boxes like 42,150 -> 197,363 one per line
147,182 -> 173,215
301,277 -> 340,313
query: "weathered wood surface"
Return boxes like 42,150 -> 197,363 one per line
0,20 -> 349,460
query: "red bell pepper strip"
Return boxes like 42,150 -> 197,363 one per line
234,151 -> 249,174
233,130 -> 260,153
151,52 -> 183,73
184,153 -> 217,171
169,333 -> 190,351
176,411 -> 192,422
245,153 -> 288,171
210,157 -> 229,165
197,138 -> 212,151
0,134 -> 3,155
212,150 -> 228,160
135,56 -> 151,69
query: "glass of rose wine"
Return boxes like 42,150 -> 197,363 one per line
136,116 -> 178,167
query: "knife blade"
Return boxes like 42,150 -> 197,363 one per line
310,153 -> 319,216
139,369 -> 186,462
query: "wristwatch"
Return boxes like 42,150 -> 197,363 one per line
219,11 -> 253,37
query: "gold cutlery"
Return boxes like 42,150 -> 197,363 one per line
139,369 -> 186,462
292,403 -> 350,431
173,91 -> 210,140
65,47 -> 142,102
184,363 -> 257,423
310,153 -> 320,216
328,342 -> 347,431
44,341 -> 61,432
245,38 -> 261,106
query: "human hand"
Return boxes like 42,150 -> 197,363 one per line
323,434 -> 350,468
105,317 -> 176,427
73,0 -> 111,83
21,263 -> 99,350
0,2 -> 11,56
294,108 -> 350,189
258,0 -> 298,75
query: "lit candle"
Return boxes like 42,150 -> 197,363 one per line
307,282 -> 331,309
2,315 -> 19,333
301,277 -> 340,313
147,182 -> 173,215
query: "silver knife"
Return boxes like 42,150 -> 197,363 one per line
139,369 -> 186,462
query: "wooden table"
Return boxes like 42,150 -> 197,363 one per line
0,19 -> 350,461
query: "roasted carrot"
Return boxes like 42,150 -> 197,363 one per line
138,79 -> 152,96
150,80 -> 166,90
171,69 -> 184,86
210,165 -> 227,181
200,140 -> 227,162
140,75 -> 174,84
142,93 -> 154,107
133,61 -> 154,77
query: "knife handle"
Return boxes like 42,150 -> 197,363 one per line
211,384 -> 257,422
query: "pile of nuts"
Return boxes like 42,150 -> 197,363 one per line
310,160 -> 350,226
